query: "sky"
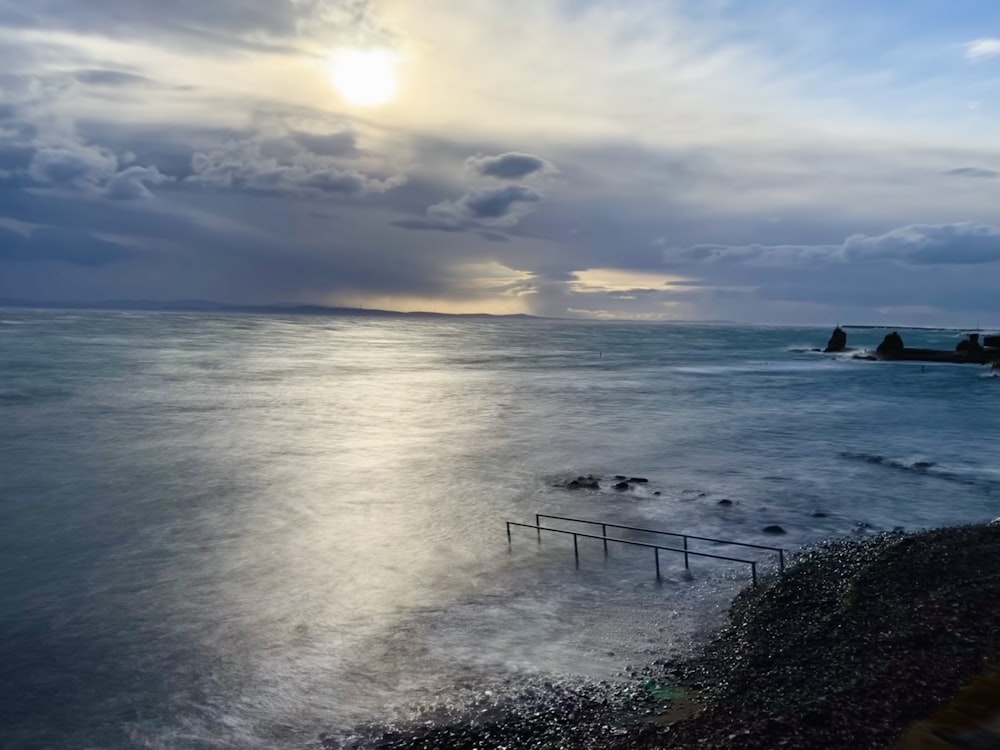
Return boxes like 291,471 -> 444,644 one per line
0,0 -> 998,325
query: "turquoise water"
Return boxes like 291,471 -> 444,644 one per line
1,310 -> 997,749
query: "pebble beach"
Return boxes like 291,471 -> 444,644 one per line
331,522 -> 1000,750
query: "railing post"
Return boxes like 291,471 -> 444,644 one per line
778,549 -> 785,573
654,547 -> 661,580
683,536 -> 690,570
573,533 -> 579,567
602,523 -> 608,556
751,561 -> 757,587
506,522 -> 511,545
536,513 -> 541,543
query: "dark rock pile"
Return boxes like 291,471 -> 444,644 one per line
824,326 -> 848,353
642,523 -> 1000,749
325,524 -> 1000,750
557,474 -> 651,493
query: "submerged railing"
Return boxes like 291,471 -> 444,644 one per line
506,513 -> 787,586
535,513 -> 785,572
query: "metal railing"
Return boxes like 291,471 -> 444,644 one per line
506,521 -> 761,586
534,513 -> 785,572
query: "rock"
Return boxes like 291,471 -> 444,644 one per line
762,525 -> 787,535
911,461 -> 934,470
717,499 -> 733,506
876,331 -> 905,356
956,333 -> 982,354
653,491 -> 661,496
614,475 -> 626,480
824,326 -> 847,353
613,481 -> 630,491
811,511 -> 828,518
629,477 -> 649,483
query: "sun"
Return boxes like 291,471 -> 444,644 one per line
329,49 -> 398,107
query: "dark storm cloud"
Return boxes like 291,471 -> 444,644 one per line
944,166 -> 999,179
427,184 -> 542,226
466,152 -> 553,180
0,226 -> 138,266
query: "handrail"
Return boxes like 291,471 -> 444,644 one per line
506,521 -> 759,586
535,513 -> 785,572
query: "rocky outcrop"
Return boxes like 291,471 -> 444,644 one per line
565,475 -> 600,490
823,326 -> 847,353
872,331 -> 1000,365
876,331 -> 905,357
955,332 -> 982,353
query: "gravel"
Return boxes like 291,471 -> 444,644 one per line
323,523 -> 1000,750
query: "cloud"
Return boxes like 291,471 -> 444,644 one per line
944,167 -> 999,179
426,184 -> 543,228
466,152 -> 553,180
841,223 -> 1000,265
188,135 -> 404,196
666,223 -> 1000,267
28,145 -> 119,189
0,0 -> 385,56
105,165 -> 171,200
964,38 -> 1000,60
73,69 -> 158,87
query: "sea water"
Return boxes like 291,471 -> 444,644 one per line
1,310 -> 997,749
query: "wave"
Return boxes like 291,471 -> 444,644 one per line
0,387 -> 73,404
839,451 -> 999,489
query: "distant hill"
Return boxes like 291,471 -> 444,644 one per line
0,298 -> 541,320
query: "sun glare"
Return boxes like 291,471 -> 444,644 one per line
329,49 -> 398,107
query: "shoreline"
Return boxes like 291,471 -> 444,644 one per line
328,523 -> 1000,750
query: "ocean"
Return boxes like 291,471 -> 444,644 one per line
1,310 -> 997,749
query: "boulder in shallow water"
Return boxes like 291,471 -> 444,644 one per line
824,326 -> 848,353
613,481 -> 630,491
629,477 -> 649,483
718,499 -> 734,507
762,525 -> 787,535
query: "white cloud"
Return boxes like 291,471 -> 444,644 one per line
964,38 -> 1000,60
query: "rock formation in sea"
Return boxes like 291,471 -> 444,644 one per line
823,326 -> 847,353
876,331 -> 905,357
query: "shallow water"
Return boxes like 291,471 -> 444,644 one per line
1,311 -> 997,749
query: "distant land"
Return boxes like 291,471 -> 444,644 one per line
1,299 -> 994,331
842,324 -> 997,332
0,298 -> 540,320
